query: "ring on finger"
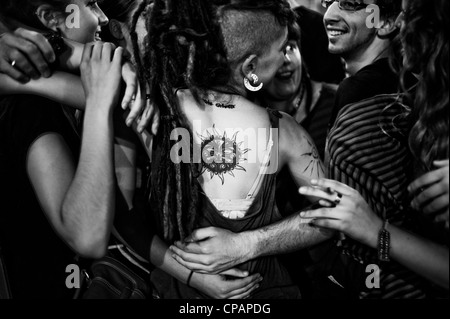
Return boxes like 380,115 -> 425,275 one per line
11,60 -> 16,67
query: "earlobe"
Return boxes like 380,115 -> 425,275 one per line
241,54 -> 258,80
35,4 -> 64,32
377,19 -> 399,38
109,20 -> 125,40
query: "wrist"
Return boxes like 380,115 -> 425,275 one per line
186,270 -> 194,287
240,230 -> 258,261
43,29 -> 67,70
377,220 -> 391,262
187,271 -> 202,290
85,97 -> 115,116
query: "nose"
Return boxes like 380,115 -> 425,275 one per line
97,8 -> 109,27
323,1 -> 341,25
284,51 -> 292,64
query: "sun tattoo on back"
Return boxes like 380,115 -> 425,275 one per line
300,136 -> 325,178
199,125 -> 250,185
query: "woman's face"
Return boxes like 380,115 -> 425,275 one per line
62,0 -> 109,43
255,26 -> 289,86
264,40 -> 303,101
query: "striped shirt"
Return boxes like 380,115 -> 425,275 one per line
326,93 -> 433,298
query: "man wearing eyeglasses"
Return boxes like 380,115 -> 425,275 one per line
321,0 -> 402,127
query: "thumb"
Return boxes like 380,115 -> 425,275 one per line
220,268 -> 249,278
186,227 -> 217,243
433,160 -> 449,168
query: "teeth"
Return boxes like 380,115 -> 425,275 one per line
329,30 -> 345,36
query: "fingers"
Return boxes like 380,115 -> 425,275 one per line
433,160 -> 449,168
227,275 -> 263,299
408,170 -> 443,194
111,46 -> 123,67
307,218 -> 343,231
0,59 -> 29,83
15,28 -> 55,64
300,207 -> 342,221
120,62 -> 137,110
173,256 -> 212,274
121,82 -> 136,111
310,178 -> 353,195
13,29 -> 53,78
229,284 -> 259,299
412,182 -> 448,211
173,240 -> 203,254
101,42 -> 117,63
0,30 -> 54,81
185,227 -> 217,243
9,49 -> 39,80
81,42 -> 95,64
171,245 -> 211,268
422,195 -> 449,215
126,85 -> 143,127
434,210 -> 449,225
151,108 -> 161,135
137,100 -> 158,134
220,268 -> 249,278
299,185 -> 337,202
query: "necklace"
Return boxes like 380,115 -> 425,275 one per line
202,98 -> 235,109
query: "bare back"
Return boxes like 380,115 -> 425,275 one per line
177,89 -> 324,210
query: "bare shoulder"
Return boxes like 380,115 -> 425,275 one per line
278,111 -> 312,148
277,111 -> 320,165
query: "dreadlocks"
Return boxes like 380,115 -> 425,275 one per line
132,0 -> 295,242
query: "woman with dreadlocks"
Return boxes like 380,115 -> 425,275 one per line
1,0 -> 264,299
142,0 -> 331,299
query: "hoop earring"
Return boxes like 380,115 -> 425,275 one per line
244,74 -> 263,92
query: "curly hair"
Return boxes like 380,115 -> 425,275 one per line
98,0 -> 139,43
131,0 -> 294,242
376,0 -> 402,20
400,0 -> 449,171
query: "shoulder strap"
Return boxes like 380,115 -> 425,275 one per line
266,108 -> 282,129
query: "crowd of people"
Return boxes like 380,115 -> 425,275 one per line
0,0 -> 448,300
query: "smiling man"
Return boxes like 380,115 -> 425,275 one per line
322,0 -> 402,127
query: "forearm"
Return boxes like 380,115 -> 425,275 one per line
0,71 -> 85,109
245,212 -> 333,261
367,224 -> 449,289
62,106 -> 115,258
150,235 -> 191,285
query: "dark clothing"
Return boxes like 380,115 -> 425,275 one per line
329,58 -> 399,127
295,6 -> 345,84
0,95 -> 80,299
300,83 -> 337,160
150,109 -> 301,299
318,94 -> 441,299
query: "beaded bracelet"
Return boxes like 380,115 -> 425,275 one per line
378,220 -> 390,262
44,28 -> 67,58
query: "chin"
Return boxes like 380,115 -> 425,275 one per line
328,44 -> 346,56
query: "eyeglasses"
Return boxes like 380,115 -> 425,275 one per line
321,0 -> 370,12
